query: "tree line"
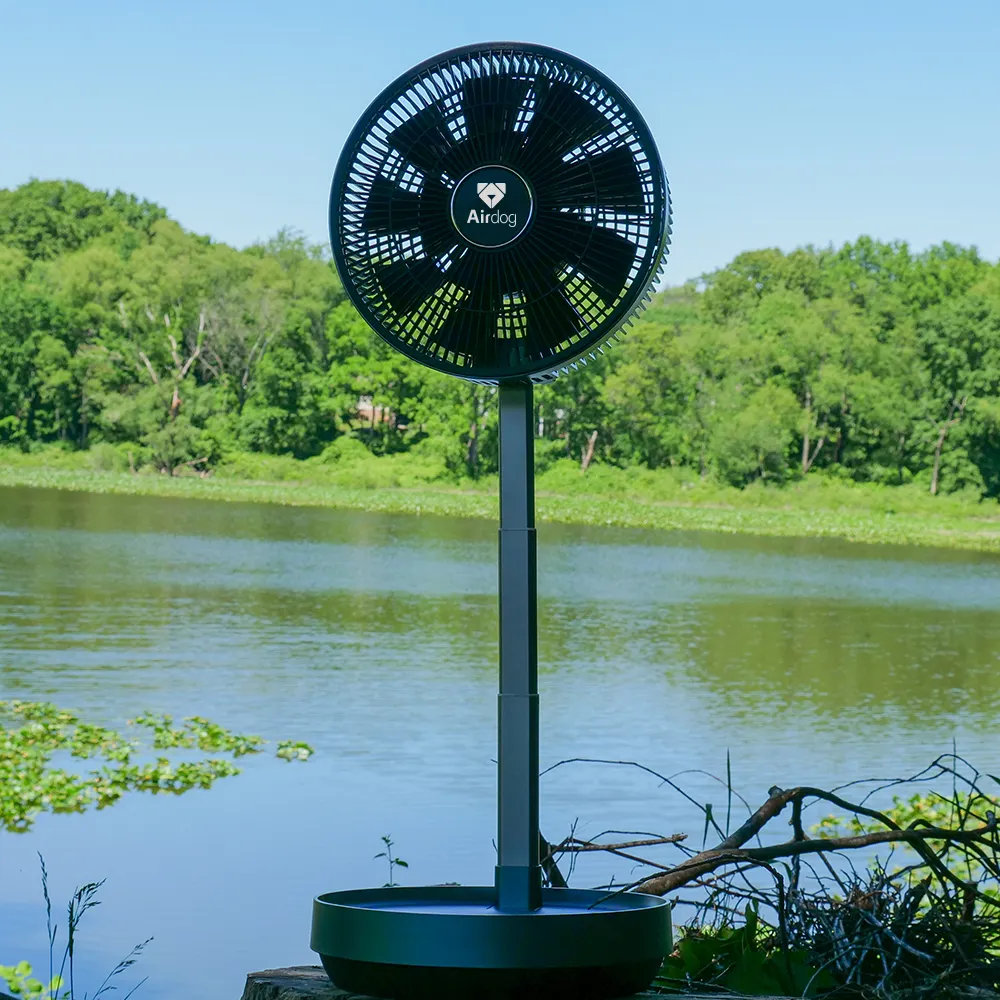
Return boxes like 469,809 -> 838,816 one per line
2,179 -> 999,495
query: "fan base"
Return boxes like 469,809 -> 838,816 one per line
320,955 -> 664,1000
311,885 -> 670,1000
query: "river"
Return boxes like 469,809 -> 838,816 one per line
1,485 -> 999,999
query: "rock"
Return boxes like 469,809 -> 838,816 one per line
239,965 -> 797,1000
241,967 -> 357,1000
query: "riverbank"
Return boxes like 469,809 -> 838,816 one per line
3,449 -> 1000,552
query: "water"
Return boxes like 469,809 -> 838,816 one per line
1,485 -> 998,999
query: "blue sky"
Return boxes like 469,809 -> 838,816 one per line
1,0 -> 997,283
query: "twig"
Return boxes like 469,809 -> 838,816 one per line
558,834 -> 687,853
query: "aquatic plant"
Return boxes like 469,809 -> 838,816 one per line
0,700 -> 313,834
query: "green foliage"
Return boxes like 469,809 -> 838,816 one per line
657,904 -> 837,996
0,961 -> 64,1000
3,453 -> 1000,551
813,789 -> 999,840
0,700 -> 313,834
0,180 -> 166,261
3,179 -> 1000,504
813,788 -> 1000,891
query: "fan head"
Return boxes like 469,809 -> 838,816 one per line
330,42 -> 671,383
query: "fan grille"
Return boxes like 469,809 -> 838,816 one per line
332,42 -> 671,383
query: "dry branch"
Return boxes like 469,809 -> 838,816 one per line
540,756 -> 1000,997
631,785 -> 997,897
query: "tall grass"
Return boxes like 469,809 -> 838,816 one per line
0,855 -> 149,1000
2,445 -> 999,552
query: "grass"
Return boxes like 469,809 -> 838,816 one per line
2,445 -> 1000,553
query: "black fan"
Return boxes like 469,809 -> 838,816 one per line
331,41 -> 670,383
313,43 -> 673,1000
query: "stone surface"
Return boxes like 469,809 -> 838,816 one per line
239,966 -> 795,1000
241,966 -> 362,1000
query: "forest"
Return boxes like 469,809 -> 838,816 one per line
2,178 -> 999,497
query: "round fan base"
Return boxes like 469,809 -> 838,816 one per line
312,885 -> 670,1000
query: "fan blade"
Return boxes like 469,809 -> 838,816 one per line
544,146 -> 646,213
541,215 -> 637,305
521,80 -> 610,167
362,176 -> 455,259
522,282 -> 584,356
386,103 -> 455,175
432,282 -> 494,366
491,235 -> 582,360
377,256 -> 450,316
413,178 -> 459,258
362,176 -> 421,234
461,75 -> 533,161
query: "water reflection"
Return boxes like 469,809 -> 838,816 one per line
1,485 -> 998,1000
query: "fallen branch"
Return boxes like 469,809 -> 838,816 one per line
539,756 -> 1000,997
632,785 -> 997,897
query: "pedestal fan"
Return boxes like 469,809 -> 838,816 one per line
311,41 -> 672,1000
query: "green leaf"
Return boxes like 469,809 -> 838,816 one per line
724,950 -> 784,995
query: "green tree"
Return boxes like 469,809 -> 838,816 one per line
0,179 -> 165,261
916,294 -> 1000,495
4,179 -> 1000,498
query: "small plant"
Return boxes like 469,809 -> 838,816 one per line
0,855 -> 150,1000
374,834 -> 408,888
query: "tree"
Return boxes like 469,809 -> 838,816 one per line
0,179 -> 165,261
916,295 -> 1000,495
709,382 -> 801,485
4,179 -> 1000,496
239,317 -> 331,458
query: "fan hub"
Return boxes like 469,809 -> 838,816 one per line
450,165 -> 533,249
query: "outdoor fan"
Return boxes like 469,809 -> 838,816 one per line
311,42 -> 672,1000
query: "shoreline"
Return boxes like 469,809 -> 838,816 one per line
3,466 -> 1000,554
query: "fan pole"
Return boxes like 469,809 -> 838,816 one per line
495,382 -> 542,913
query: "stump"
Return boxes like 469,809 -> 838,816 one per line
239,966 -> 796,1000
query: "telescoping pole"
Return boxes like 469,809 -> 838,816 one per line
495,382 -> 542,913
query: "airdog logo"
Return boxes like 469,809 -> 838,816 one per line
477,182 -> 506,207
451,166 -> 533,248
468,181 -> 515,226
466,208 -> 518,227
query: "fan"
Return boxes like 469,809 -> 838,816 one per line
330,41 -> 671,382
312,42 -> 673,1000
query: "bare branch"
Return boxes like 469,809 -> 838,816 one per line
538,834 -> 567,889
632,785 -> 997,897
177,342 -> 202,381
167,333 -> 181,369
540,757 -> 735,843
137,351 -> 159,384
558,834 -> 687,853
804,436 -> 825,473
